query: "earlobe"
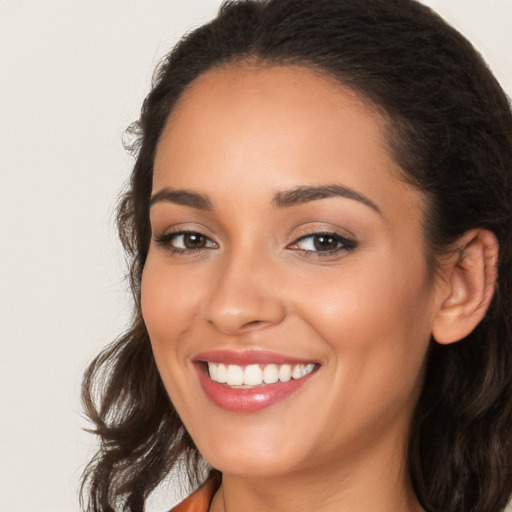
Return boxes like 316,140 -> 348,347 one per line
432,229 -> 498,345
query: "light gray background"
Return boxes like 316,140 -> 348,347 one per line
1,1 -> 511,511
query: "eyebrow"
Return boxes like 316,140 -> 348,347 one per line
149,188 -> 213,210
272,184 -> 381,214
149,183 -> 381,214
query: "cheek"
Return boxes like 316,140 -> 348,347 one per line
292,252 -> 434,389
140,258 -> 207,418
140,258 -> 198,364
141,253 -> 202,325
299,257 -> 431,331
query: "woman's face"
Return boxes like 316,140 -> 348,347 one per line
142,65 -> 439,479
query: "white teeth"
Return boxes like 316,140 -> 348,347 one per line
244,364 -> 263,385
216,363 -> 227,383
263,364 -> 279,384
278,364 -> 291,382
208,362 -> 218,381
207,361 -> 316,387
305,363 -> 315,375
226,365 -> 244,386
292,364 -> 304,380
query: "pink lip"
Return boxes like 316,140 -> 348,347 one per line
193,350 -> 318,413
196,368 -> 315,412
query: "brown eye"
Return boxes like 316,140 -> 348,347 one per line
183,232 -> 207,249
289,232 -> 357,255
154,231 -> 218,252
312,234 -> 339,251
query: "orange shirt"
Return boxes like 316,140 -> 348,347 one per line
170,479 -> 218,512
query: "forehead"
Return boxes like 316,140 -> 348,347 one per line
153,64 -> 424,225
170,63 -> 375,122
162,64 -> 384,147
155,65 -> 394,182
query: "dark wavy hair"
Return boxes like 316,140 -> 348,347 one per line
81,1 -> 512,511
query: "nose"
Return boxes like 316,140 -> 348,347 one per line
201,249 -> 286,336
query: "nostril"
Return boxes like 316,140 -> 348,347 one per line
245,320 -> 263,326
240,319 -> 270,331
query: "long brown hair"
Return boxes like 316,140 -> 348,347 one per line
81,1 -> 512,510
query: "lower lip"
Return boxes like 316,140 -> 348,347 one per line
197,366 -> 315,413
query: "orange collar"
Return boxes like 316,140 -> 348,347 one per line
171,478 -> 219,512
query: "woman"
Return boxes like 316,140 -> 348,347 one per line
81,1 -> 512,511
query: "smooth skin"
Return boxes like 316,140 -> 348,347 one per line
141,65 -> 498,512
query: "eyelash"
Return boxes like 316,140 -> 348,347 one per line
154,230 -> 357,257
289,232 -> 358,256
154,230 -> 218,255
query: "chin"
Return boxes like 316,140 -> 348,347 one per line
192,424 -> 311,478
206,453 -> 304,479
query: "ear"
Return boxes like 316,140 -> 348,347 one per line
432,229 -> 498,345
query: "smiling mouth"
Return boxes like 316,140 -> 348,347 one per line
207,362 -> 317,388
195,352 -> 320,412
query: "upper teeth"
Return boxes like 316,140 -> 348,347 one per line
207,362 -> 316,387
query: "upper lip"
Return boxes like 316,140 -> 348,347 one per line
193,349 -> 318,366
